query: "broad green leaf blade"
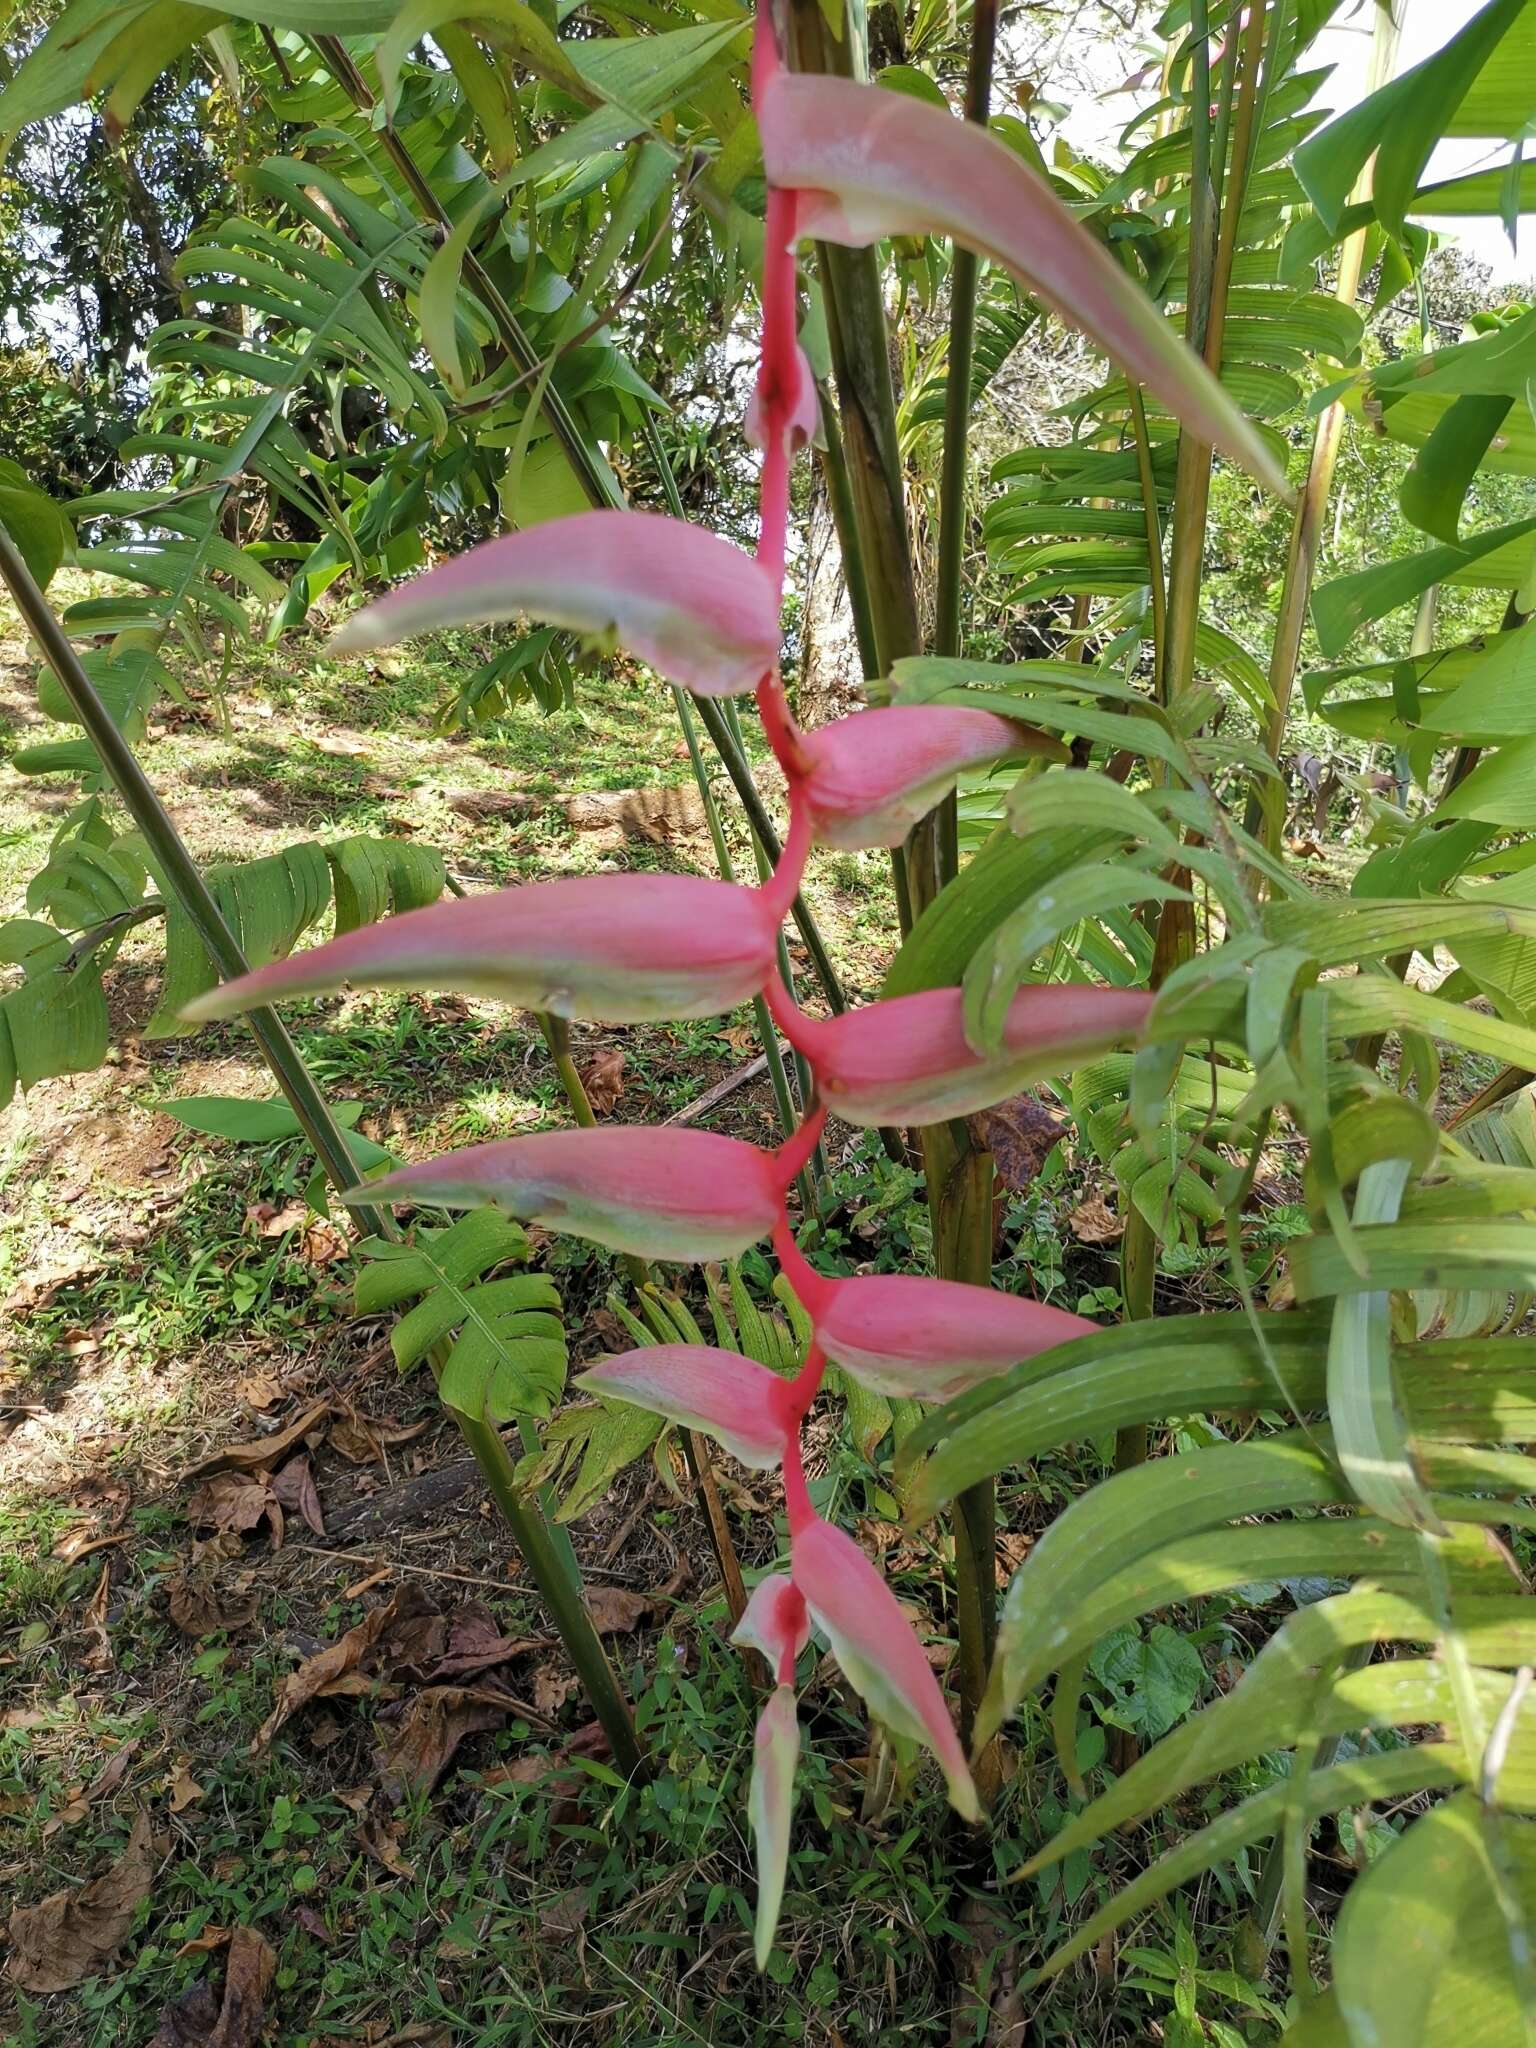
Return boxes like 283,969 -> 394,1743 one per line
1333,1790 -> 1536,2048
899,1312 -> 1332,1519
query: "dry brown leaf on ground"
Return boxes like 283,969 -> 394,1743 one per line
298,1218 -> 349,1267
327,1409 -> 433,1464
173,1929 -> 231,1959
245,1199 -> 309,1239
41,1738 -> 141,1839
6,1809 -> 158,1992
583,1586 -> 652,1634
375,1684 -> 512,1802
533,1665 -> 578,1719
269,1455 -> 325,1538
426,1602 -> 544,1682
235,1373 -> 282,1412
80,1561 -> 113,1671
356,1815 -> 416,1879
252,1584 -> 431,1749
166,1573 -> 258,1639
149,1923 -> 274,2048
185,1401 -> 331,1478
52,1525 -> 131,1564
167,1763 -> 205,1813
578,1046 -> 626,1115
968,1093 -> 1067,1193
185,1472 -> 281,1547
1068,1193 -> 1124,1244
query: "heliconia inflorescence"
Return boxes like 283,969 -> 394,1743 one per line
188,0 -> 1284,1966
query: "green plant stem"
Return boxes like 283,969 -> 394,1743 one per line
919,0 -> 1003,1772
1243,0 -> 1403,847
1127,386 -> 1168,688
815,386 -> 882,684
456,1404 -> 646,1776
1161,0 -> 1266,711
0,523 -> 644,1772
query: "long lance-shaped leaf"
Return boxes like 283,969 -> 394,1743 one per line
345,1120 -> 821,1263
976,1518 -> 1510,1753
575,1345 -> 795,1469
797,705 -> 1064,851
776,984 -> 1152,1128
1025,1591 -> 1536,1879
1328,1156 -> 1446,1533
1025,1749 -> 1467,1990
1332,1790 -> 1536,2048
328,510 -> 781,699
992,1436 -> 1349,1704
182,874 -> 782,1026
758,73 -> 1288,497
1291,1222 -> 1536,1302
898,1311 -> 1333,1517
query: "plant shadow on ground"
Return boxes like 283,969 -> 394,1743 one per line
1,613 -> 1307,2046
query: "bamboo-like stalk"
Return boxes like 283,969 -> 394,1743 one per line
0,524 -> 647,1778
1243,1 -> 1405,848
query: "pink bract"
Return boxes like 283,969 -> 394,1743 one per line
779,984 -> 1153,1126
576,1345 -> 794,1469
791,1513 -> 979,1821
747,1685 -> 801,1970
181,874 -> 782,1026
758,73 -> 1288,497
327,508 -> 781,699
732,1573 -> 812,1675
816,1272 -> 1098,1400
344,1125 -> 804,1262
798,705 -> 1064,850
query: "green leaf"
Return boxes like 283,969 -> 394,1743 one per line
325,836 -> 446,934
1030,1749 -> 1465,1990
1028,1587 -> 1536,1881
988,1435 -> 1345,1706
1295,0 -> 1531,235
962,862 -> 1183,1054
1400,394 -> 1515,544
1312,518 -> 1536,659
899,1312 -> 1332,1521
1291,1221 -> 1536,1302
1328,1158 -> 1444,1533
354,1208 -> 565,1422
0,464 -> 73,589
552,1400 -> 665,1523
153,1094 -> 365,1143
1087,1622 -> 1204,1740
1333,1790 -> 1536,2048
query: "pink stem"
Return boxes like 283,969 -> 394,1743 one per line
782,1429 -> 815,1536
760,965 -> 823,1057
773,1099 -> 828,1189
772,1213 -> 835,1316
758,790 -> 813,920
757,669 -> 810,779
786,1337 -> 828,1421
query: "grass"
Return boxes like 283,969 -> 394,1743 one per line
0,593 -> 1325,2046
